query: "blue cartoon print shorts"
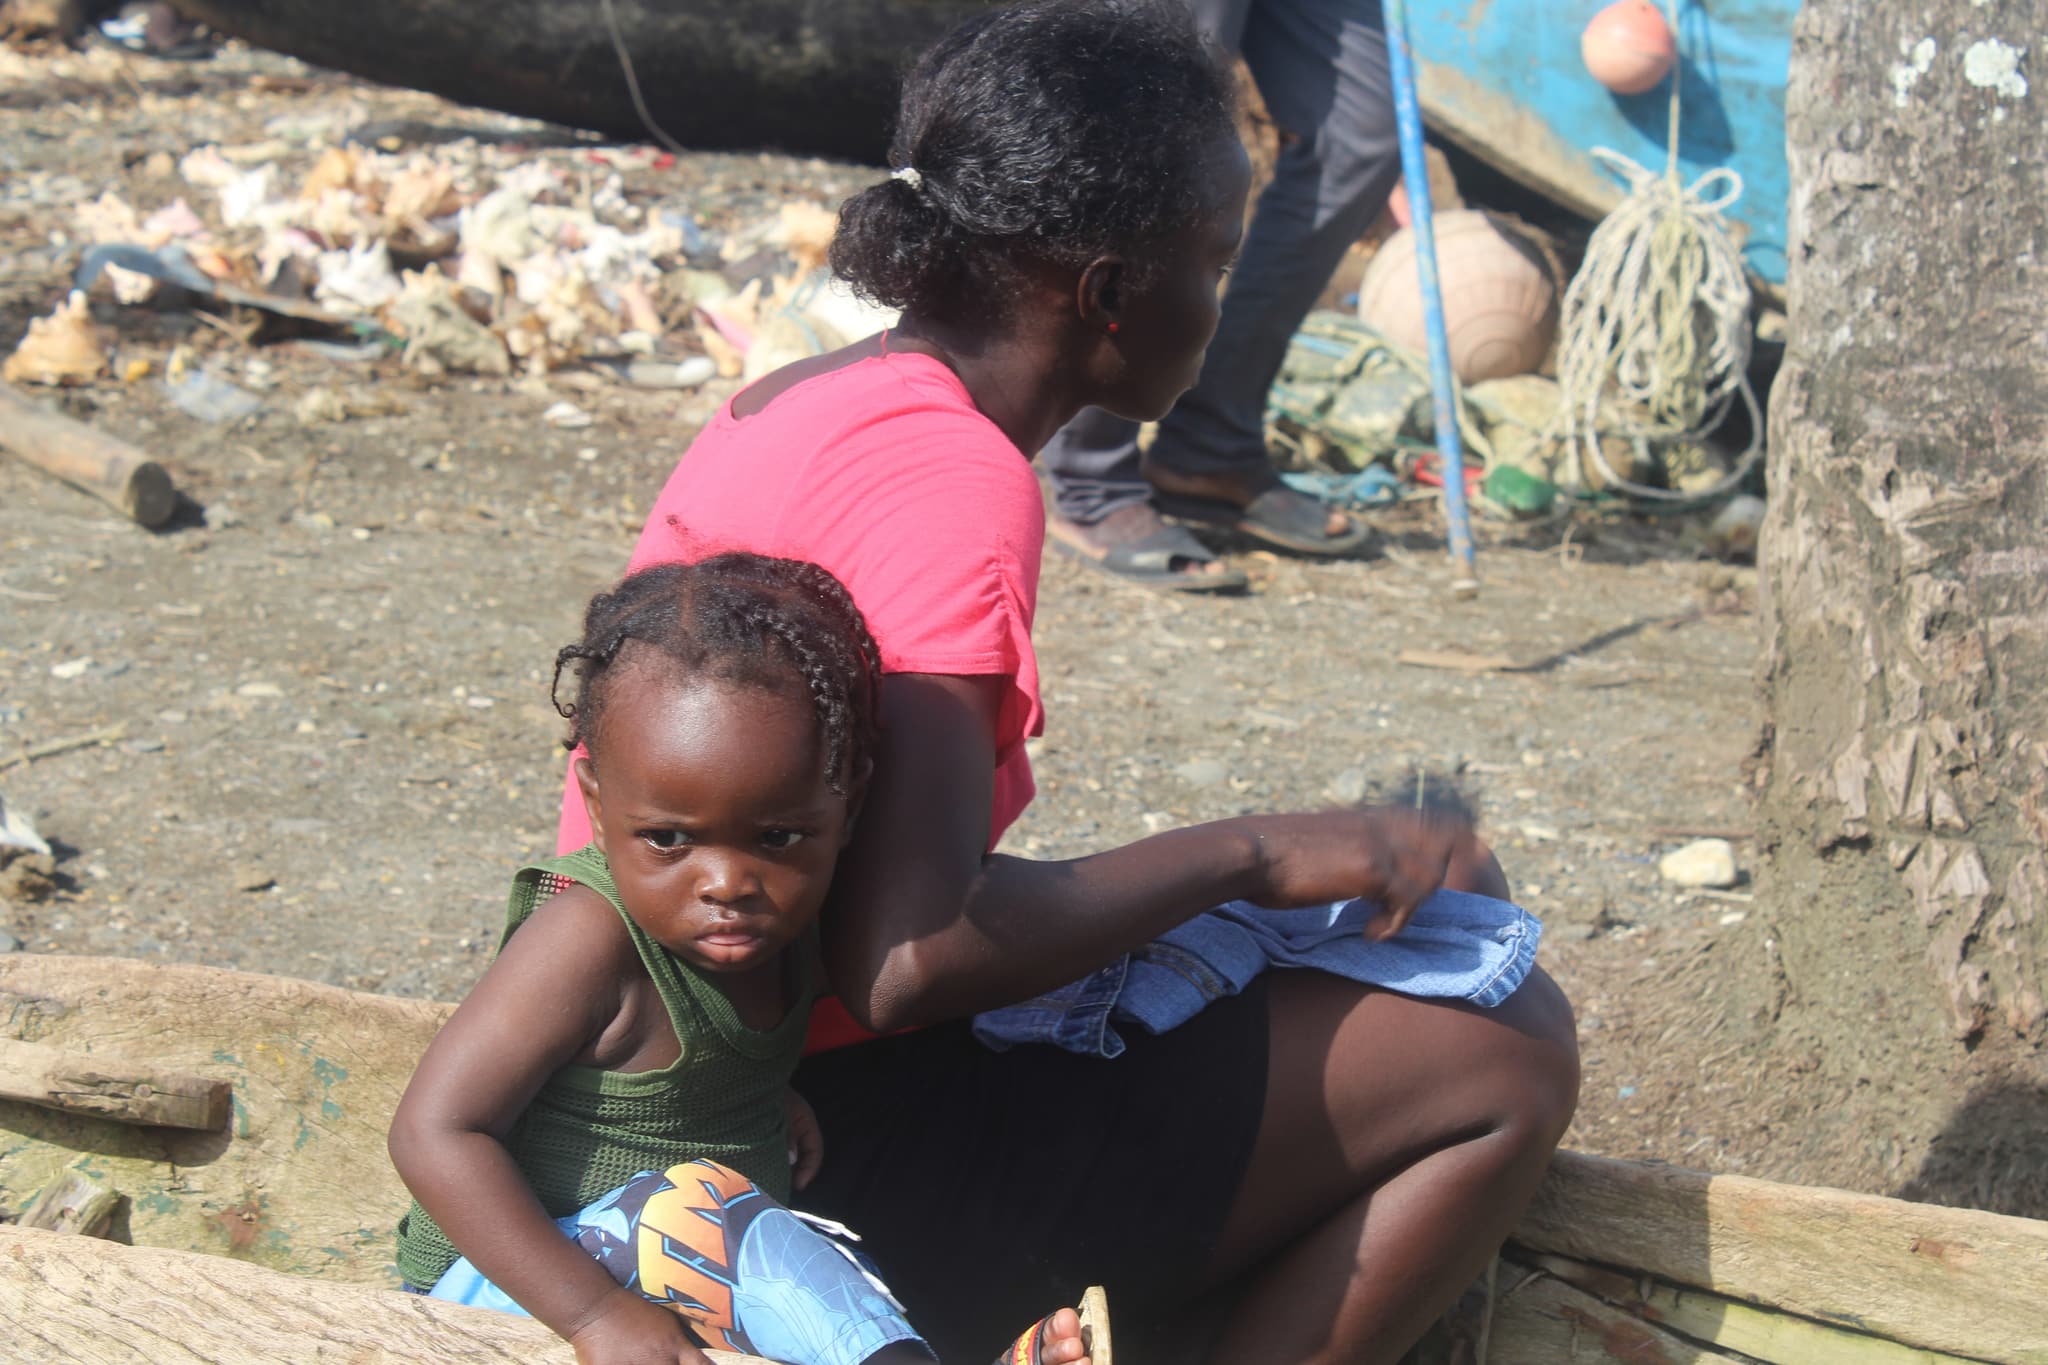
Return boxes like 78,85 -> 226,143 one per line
428,1160 -> 932,1365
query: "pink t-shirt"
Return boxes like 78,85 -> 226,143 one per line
554,351 -> 1047,1050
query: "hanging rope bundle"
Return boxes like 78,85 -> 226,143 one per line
1551,0 -> 1764,501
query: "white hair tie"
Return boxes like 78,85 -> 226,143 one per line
890,166 -> 924,191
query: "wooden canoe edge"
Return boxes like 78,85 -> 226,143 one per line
0,1223 -> 777,1364
1516,1151 -> 2048,1364
0,952 -> 457,1029
1512,1251 -> 1994,1365
0,953 -> 451,1281
7,958 -> 2047,1362
1485,1259 -> 1751,1364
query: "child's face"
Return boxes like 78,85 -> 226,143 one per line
578,667 -> 859,977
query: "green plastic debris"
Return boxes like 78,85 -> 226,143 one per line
1483,463 -> 1558,517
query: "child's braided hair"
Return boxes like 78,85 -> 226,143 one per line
551,554 -> 882,794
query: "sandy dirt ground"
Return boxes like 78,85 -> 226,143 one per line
1,39 -> 1802,1190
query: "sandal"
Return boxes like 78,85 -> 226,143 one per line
1151,481 -> 1379,559
1047,507 -> 1248,594
999,1285 -> 1112,1365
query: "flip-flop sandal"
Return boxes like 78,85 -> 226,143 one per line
999,1285 -> 1112,1365
1153,483 -> 1379,558
1047,515 -> 1249,594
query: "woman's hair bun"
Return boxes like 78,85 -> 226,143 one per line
831,0 -> 1236,320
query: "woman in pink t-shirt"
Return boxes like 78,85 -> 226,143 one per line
562,4 -> 1578,1360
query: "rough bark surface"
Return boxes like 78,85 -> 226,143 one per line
1751,0 -> 2046,1213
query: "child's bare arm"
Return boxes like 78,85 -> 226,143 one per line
785,1088 -> 824,1191
388,887 -> 707,1362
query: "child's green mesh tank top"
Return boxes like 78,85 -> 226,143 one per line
393,844 -> 815,1289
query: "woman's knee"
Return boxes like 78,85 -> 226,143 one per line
1489,969 -> 1582,1147
1289,972 -> 1579,1163
1447,835 -> 1513,901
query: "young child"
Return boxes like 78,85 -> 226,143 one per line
389,554 -> 1105,1365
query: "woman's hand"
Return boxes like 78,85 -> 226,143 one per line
821,673 -> 1504,1029
1254,805 -> 1483,940
568,1291 -> 712,1365
786,1088 -> 824,1191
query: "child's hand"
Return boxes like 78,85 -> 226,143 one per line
568,1291 -> 711,1365
786,1088 -> 825,1190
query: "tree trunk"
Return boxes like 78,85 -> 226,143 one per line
1749,0 -> 2046,1214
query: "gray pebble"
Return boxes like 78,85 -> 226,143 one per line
233,863 -> 278,892
1173,758 -> 1228,788
0,930 -> 22,953
1326,768 -> 1370,806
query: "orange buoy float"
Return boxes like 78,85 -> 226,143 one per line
1581,0 -> 1676,96
1357,210 -> 1559,385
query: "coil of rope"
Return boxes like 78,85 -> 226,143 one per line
1551,0 -> 1765,502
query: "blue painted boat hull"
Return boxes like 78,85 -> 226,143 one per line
1408,0 -> 1790,284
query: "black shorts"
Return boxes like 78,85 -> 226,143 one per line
791,978 -> 1270,1359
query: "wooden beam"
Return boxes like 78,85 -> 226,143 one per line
1517,1151 -> 2048,1364
0,1037 -> 230,1130
18,1169 -> 120,1238
1483,1261 -> 1750,1363
1520,1253 -> 1990,1365
0,1224 -> 779,1364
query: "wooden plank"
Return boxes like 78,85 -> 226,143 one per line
19,1169 -> 120,1237
1523,1254 -> 1990,1365
0,954 -> 451,1283
0,1037 -> 230,1130
1485,1261 -> 1750,1364
0,1223 -> 777,1364
1516,1151 -> 2048,1364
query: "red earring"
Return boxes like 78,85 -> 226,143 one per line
1107,321 -> 1120,335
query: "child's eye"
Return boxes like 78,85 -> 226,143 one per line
760,829 -> 806,851
640,829 -> 691,851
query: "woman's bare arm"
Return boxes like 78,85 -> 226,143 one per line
822,673 -> 1481,1032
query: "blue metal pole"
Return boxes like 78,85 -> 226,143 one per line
1381,0 -> 1478,590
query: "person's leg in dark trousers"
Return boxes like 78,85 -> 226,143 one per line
1040,0 -> 1402,579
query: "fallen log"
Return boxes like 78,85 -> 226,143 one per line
0,1223 -> 779,1364
0,384 -> 177,526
